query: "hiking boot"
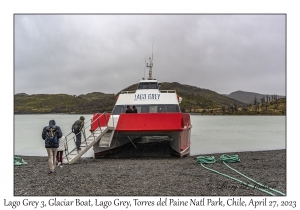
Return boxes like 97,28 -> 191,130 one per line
48,171 -> 55,175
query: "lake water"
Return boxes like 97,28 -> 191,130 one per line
14,114 -> 286,157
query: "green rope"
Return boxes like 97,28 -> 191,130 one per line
14,156 -> 27,166
220,155 -> 285,196
196,154 -> 285,196
219,154 -> 240,163
196,156 -> 217,164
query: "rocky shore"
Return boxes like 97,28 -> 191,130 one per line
14,149 -> 286,196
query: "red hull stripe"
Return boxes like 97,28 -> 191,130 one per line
90,113 -> 110,131
116,113 -> 183,132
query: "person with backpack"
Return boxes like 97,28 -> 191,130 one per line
72,116 -> 85,151
42,120 -> 63,175
56,136 -> 66,168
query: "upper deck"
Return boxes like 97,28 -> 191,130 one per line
112,79 -> 181,115
117,80 -> 179,105
112,56 -> 181,114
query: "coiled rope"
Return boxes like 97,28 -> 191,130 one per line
196,154 -> 285,196
14,156 -> 27,166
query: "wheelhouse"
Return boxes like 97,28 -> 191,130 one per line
137,82 -> 159,90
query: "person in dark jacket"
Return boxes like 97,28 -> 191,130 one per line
132,105 -> 137,113
72,116 -> 85,151
125,106 -> 133,113
42,120 -> 62,174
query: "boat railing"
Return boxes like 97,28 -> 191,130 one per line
121,90 -> 177,94
160,90 -> 177,93
62,112 -> 110,162
121,91 -> 136,94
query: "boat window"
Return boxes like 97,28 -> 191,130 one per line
141,106 -> 149,113
158,105 -> 167,112
112,105 -> 124,115
137,82 -> 158,89
112,104 -> 180,115
166,105 -> 179,112
130,105 -> 142,113
149,105 -> 158,113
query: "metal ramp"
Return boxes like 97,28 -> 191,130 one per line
62,113 -> 114,165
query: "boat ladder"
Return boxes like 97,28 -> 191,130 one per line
62,113 -> 115,165
99,127 -> 115,147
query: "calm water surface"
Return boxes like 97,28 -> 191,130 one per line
14,114 -> 285,157
190,115 -> 285,155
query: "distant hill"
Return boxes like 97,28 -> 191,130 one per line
14,92 -> 116,114
15,82 -> 245,114
245,97 -> 286,115
227,90 -> 285,104
14,83 -> 285,115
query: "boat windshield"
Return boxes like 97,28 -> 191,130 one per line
112,104 -> 180,115
137,82 -> 158,89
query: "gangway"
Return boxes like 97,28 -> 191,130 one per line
61,113 -> 114,165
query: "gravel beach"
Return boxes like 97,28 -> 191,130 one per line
14,149 -> 286,196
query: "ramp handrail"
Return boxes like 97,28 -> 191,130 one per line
62,113 -> 110,163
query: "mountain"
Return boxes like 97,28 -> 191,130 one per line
14,83 -> 285,115
14,92 -> 116,114
227,90 -> 285,104
14,82 -> 245,114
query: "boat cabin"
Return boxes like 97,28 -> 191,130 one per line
112,79 -> 181,115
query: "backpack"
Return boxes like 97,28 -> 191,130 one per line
72,124 -> 80,133
45,126 -> 58,146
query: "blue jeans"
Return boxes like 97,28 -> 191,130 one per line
76,132 -> 81,149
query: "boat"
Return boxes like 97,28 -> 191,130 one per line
89,55 -> 192,158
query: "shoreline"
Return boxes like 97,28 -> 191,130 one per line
14,149 -> 286,196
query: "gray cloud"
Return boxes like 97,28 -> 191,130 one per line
14,14 -> 286,95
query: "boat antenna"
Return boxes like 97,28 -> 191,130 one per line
143,58 -> 146,80
152,36 -> 154,63
147,37 -> 154,80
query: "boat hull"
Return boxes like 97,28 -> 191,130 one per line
91,113 -> 192,158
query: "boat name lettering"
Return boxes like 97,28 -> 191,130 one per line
134,94 -> 160,100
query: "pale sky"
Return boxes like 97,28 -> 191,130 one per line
14,14 -> 286,96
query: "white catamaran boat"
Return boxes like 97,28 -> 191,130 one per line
90,56 -> 192,158
62,55 -> 192,164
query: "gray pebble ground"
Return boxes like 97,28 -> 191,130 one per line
14,149 -> 286,196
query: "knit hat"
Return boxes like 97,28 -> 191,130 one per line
80,116 -> 85,121
49,120 -> 56,126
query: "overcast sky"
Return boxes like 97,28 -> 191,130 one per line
14,14 -> 286,96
